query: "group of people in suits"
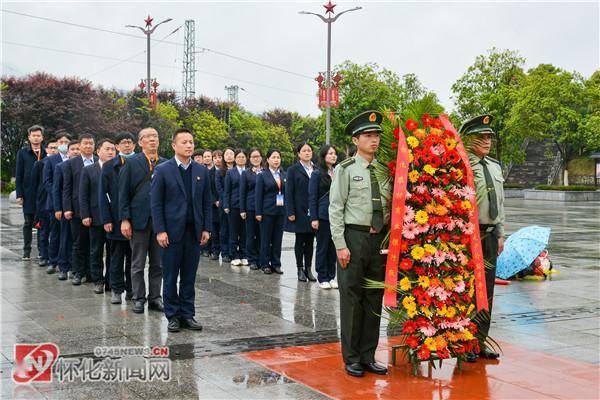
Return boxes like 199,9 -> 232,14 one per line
15,124 -> 344,333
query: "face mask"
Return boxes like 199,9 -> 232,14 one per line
119,151 -> 135,158
58,144 -> 68,154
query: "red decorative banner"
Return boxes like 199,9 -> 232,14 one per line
439,114 -> 489,312
383,120 -> 410,307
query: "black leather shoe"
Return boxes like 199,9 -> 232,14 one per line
249,264 -> 259,270
182,318 -> 203,331
263,267 -> 273,274
167,318 -> 180,332
361,362 -> 388,375
273,266 -> 283,274
93,283 -> 104,294
345,363 -> 364,377
297,268 -> 308,282
304,268 -> 317,282
222,256 -> 231,263
71,276 -> 82,286
465,352 -> 478,363
480,348 -> 500,359
125,291 -> 133,301
57,271 -> 68,281
132,300 -> 145,314
148,298 -> 164,312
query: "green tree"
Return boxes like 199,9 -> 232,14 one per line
136,100 -> 181,157
451,48 -> 525,163
506,64 -> 588,180
183,110 -> 229,151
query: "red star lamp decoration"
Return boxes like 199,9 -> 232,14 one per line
323,1 -> 336,14
144,15 -> 153,28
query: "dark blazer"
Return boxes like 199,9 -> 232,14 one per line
215,168 -> 228,205
79,162 -> 103,226
118,152 -> 166,231
63,155 -> 97,218
255,169 -> 286,217
52,162 -> 66,213
284,162 -> 313,233
31,158 -> 48,214
16,145 -> 46,214
240,168 -> 259,213
99,156 -> 128,240
308,168 -> 333,222
223,167 -> 244,210
43,154 -> 67,212
209,167 -> 219,205
151,158 -> 212,243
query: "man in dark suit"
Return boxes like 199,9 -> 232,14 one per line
209,150 -> 223,260
118,127 -> 166,314
100,132 -> 136,304
80,138 -> 116,294
63,133 -> 98,285
31,137 -> 57,269
52,140 -> 80,280
151,128 -> 211,332
15,125 -> 46,260
43,130 -> 72,274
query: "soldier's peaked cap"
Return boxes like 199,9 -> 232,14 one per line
345,111 -> 383,137
458,114 -> 495,136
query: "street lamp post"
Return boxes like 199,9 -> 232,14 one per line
300,2 -> 361,144
126,15 -> 172,99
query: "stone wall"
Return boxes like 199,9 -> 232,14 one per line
506,139 -> 557,187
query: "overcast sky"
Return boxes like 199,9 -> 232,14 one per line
2,1 -> 599,117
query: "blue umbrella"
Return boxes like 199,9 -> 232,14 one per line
496,226 -> 551,279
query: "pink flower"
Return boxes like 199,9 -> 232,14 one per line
403,222 -> 419,240
417,224 -> 430,234
431,188 -> 446,199
419,325 -> 437,337
457,252 -> 468,266
430,144 -> 445,156
415,184 -> 428,194
404,205 -> 415,223
434,250 -> 447,266
454,280 -> 466,293
463,222 -> 474,235
421,255 -> 434,264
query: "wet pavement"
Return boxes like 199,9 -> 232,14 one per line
1,196 -> 599,399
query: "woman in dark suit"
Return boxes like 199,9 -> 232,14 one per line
285,142 -> 317,282
240,148 -> 262,270
309,145 -> 338,289
255,150 -> 285,275
224,149 -> 247,266
215,147 -> 235,263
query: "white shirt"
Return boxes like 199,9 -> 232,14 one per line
60,153 -> 69,162
237,166 -> 245,175
175,155 -> 191,170
300,161 -> 314,178
82,155 -> 94,167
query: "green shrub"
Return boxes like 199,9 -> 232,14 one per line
534,185 -> 597,191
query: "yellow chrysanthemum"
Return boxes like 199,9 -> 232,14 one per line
424,244 -> 437,255
434,336 -> 448,349
408,170 -> 420,183
467,304 -> 475,315
411,246 -> 425,260
406,136 -> 419,149
424,337 -> 437,351
446,306 -> 457,318
407,308 -> 418,318
413,129 -> 426,140
461,200 -> 472,211
417,276 -> 430,288
445,138 -> 456,150
455,169 -> 463,180
415,210 -> 429,225
437,305 -> 448,317
420,306 -> 433,317
462,329 -> 474,340
399,277 -> 411,291
443,277 -> 455,289
408,151 -> 414,163
402,296 -> 416,310
423,164 -> 437,175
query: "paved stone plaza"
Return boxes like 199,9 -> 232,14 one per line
1,196 -> 599,399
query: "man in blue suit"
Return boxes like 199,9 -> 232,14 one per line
80,138 -> 116,294
151,128 -> 211,333
62,133 -> 98,285
53,140 -> 80,280
119,127 -> 166,314
31,138 -> 57,269
15,125 -> 46,260
43,130 -> 72,274
100,132 -> 136,305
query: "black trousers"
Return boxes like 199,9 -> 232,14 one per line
337,227 -> 386,364
245,211 -> 261,265
294,232 -> 314,270
259,214 -> 284,269
38,211 -> 50,261
70,217 -> 90,279
211,206 -> 221,256
109,239 -> 132,295
315,219 -> 336,283
478,227 -> 499,338
22,213 -> 37,256
228,209 -> 246,260
89,225 -> 109,284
